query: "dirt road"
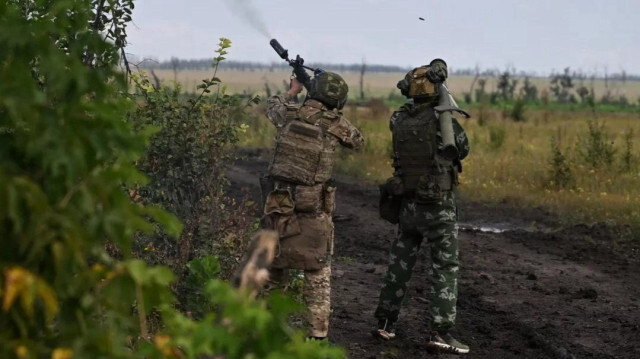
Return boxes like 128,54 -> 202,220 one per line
228,151 -> 640,359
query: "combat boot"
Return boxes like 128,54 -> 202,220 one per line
371,319 -> 396,340
426,331 -> 470,354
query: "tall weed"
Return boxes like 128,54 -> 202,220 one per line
578,118 -> 616,169
130,39 -> 261,282
621,128 -> 634,172
488,124 -> 506,150
510,97 -> 527,122
547,136 -> 574,190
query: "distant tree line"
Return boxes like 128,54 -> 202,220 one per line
462,65 -> 639,126
136,57 -> 640,82
466,66 -> 637,108
137,57 -> 412,73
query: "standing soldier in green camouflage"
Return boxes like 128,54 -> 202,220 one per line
260,71 -> 364,340
373,59 -> 471,354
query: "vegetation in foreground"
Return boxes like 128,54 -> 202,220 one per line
0,2 -> 344,358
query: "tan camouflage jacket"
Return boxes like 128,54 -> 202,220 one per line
266,94 -> 364,150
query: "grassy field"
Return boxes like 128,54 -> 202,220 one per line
239,101 -> 640,229
150,69 -> 640,229
148,69 -> 640,104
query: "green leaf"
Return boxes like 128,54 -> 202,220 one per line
148,266 -> 175,286
187,256 -> 221,283
146,205 -> 183,237
125,259 -> 149,284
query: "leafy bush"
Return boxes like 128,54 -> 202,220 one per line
154,263 -> 345,359
497,71 -> 517,101
520,76 -> 538,102
129,39 -> 260,282
550,67 -> 575,103
510,97 -> 527,122
621,128 -> 635,172
0,2 -> 346,358
477,96 -> 490,127
475,78 -> 488,103
488,124 -> 506,150
578,118 -> 616,169
365,98 -> 390,118
150,257 -> 345,359
0,2 -> 180,357
600,92 -> 630,107
547,136 -> 574,190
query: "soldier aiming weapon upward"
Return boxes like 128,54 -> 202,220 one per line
252,38 -> 364,341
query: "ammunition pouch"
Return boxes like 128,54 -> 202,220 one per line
294,183 -> 324,213
261,187 -> 301,239
270,213 -> 332,270
264,180 -> 335,215
379,177 -> 404,224
260,212 -> 301,240
260,178 -> 336,270
263,187 -> 295,216
414,169 -> 455,204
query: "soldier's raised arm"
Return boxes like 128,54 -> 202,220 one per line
266,78 -> 304,128
335,116 -> 364,150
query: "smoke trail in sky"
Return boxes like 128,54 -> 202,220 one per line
222,0 -> 271,38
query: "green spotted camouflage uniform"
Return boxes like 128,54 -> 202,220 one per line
263,92 -> 363,338
375,100 -> 469,333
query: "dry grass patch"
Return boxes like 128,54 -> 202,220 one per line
241,104 -> 640,226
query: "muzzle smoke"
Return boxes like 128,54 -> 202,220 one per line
222,0 -> 271,38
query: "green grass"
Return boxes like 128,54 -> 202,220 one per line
240,103 -> 640,230
198,67 -> 640,230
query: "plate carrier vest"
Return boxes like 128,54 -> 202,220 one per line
269,100 -> 340,186
392,107 -> 455,194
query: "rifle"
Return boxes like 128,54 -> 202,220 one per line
269,39 -> 322,91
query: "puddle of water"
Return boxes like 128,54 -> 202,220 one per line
459,223 -> 507,234
459,220 -> 559,234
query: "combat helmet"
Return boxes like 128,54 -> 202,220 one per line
307,71 -> 349,110
397,58 -> 448,101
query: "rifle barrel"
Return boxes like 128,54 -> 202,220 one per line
269,39 -> 289,60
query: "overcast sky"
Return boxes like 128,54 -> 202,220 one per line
126,0 -> 640,76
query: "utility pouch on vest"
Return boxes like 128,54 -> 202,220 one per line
379,179 -> 402,224
294,183 -> 324,213
314,148 -> 335,183
262,188 -> 301,239
415,171 -> 454,204
264,188 -> 294,215
270,213 -> 331,270
416,174 -> 442,204
323,184 -> 337,214
261,213 -> 301,240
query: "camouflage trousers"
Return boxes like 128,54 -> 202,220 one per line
374,190 -> 459,332
267,258 -> 332,337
